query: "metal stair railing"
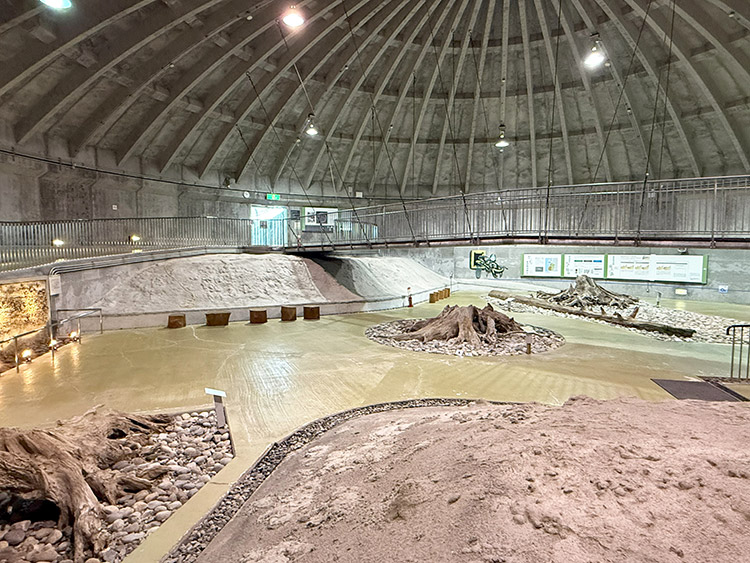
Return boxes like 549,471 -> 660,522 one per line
726,324 -> 750,381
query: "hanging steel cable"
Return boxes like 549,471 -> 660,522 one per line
274,15 -> 373,247
656,0 -> 677,180
241,71 -> 335,247
575,0 -> 655,236
467,31 -> 509,233
340,0 -> 418,244
541,0 -> 564,243
425,12 -> 475,241
636,0 -> 677,242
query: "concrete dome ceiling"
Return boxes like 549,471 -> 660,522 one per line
0,0 -> 748,198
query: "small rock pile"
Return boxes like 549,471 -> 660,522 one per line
365,320 -> 565,357
0,410 -> 233,563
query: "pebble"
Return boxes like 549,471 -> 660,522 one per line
4,529 -> 25,546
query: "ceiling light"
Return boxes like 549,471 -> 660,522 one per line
52,238 -> 65,247
584,45 -> 606,69
305,114 -> 318,136
494,125 -> 510,149
40,0 -> 72,9
282,6 -> 305,28
130,234 -> 141,243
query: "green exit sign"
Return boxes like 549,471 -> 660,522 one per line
266,193 -> 281,201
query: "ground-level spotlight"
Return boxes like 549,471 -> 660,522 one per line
69,330 -> 80,342
21,349 -> 33,363
49,339 -> 59,350
52,238 -> 65,247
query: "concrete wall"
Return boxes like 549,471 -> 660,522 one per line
362,244 -> 750,305
0,157 -> 257,222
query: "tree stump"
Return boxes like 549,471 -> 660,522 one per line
249,310 -> 267,324
281,306 -> 297,322
393,304 -> 522,346
536,275 -> 637,309
303,306 -> 320,320
0,407 -> 170,561
205,312 -> 231,326
167,314 -> 186,329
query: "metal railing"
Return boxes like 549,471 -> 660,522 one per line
726,325 -> 750,381
0,216 -> 253,271
287,174 -> 750,247
1,175 -> 749,270
0,308 -> 102,373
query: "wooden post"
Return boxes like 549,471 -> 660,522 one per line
249,309 -> 267,324
205,312 -> 231,326
303,306 -> 320,320
445,288 -> 451,297
281,306 -> 297,321
429,292 -> 438,303
167,314 -> 186,329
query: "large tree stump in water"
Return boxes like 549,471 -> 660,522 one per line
394,304 -> 522,346
536,275 -> 637,309
0,407 -> 169,562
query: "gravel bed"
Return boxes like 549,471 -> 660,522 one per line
365,319 -> 565,357
162,398 -> 514,563
487,296 -> 741,344
0,410 -> 233,563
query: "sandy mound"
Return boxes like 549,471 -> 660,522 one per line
93,254 -> 360,314
314,256 -> 449,300
196,397 -> 750,563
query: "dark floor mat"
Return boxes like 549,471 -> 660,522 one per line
652,379 -> 741,401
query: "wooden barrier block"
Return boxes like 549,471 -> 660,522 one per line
249,309 -> 267,324
281,306 -> 297,322
446,288 -> 451,297
429,292 -> 438,303
303,306 -> 320,320
439,289 -> 446,299
167,314 -> 186,329
205,312 -> 231,326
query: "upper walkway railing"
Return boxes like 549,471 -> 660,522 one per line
1,175 -> 749,272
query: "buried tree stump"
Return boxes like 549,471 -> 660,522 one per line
167,314 -> 186,329
205,312 -> 231,326
249,309 -> 267,324
281,306 -> 297,322
303,306 -> 320,320
0,408 -> 170,561
394,304 -> 522,346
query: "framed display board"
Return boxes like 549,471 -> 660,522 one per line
522,253 -> 708,284
563,254 -> 606,279
522,254 -> 562,277
648,255 -> 707,283
606,254 -> 652,281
